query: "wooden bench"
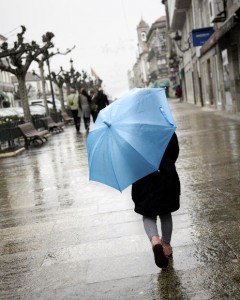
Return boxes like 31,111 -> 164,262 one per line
41,116 -> 64,133
18,122 -> 49,148
61,112 -> 73,125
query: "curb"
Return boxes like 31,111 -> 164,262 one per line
0,147 -> 25,158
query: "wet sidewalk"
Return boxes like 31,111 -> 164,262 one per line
0,99 -> 240,299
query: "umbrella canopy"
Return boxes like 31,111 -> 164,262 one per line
86,88 -> 176,192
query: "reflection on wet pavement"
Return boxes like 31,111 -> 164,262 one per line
0,100 -> 240,299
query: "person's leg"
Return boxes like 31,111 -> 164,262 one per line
93,111 -> 97,122
159,213 -> 172,243
143,216 -> 160,246
76,116 -> 81,132
143,216 -> 168,268
72,110 -> 80,132
83,117 -> 87,130
91,111 -> 95,122
85,117 -> 90,131
159,213 -> 173,257
87,117 -> 90,128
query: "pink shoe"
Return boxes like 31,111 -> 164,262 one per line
152,244 -> 169,269
161,240 -> 172,257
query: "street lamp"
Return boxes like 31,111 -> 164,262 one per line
169,30 -> 191,53
69,58 -> 78,90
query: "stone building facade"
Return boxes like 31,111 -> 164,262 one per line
128,16 -> 169,89
11,72 -> 53,107
147,16 -> 169,85
163,0 -> 240,114
128,19 -> 149,88
0,34 -> 15,107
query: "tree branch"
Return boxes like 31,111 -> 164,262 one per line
0,59 -> 16,75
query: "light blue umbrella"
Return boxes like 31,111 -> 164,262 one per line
86,88 -> 176,191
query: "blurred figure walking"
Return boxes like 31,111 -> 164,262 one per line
175,85 -> 182,102
94,87 -> 109,119
79,88 -> 91,132
89,89 -> 98,123
67,88 -> 80,133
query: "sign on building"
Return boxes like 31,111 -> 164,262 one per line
192,27 -> 214,47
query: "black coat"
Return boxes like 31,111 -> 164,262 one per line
95,92 -> 109,111
131,132 -> 180,217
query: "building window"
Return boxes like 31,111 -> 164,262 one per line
141,32 -> 147,41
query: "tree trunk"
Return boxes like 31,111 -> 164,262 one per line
39,61 -> 50,115
66,83 -> 71,96
58,85 -> 65,112
18,75 -> 32,122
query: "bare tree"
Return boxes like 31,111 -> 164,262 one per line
61,59 -> 81,95
37,59 -> 50,115
33,46 -> 75,114
14,84 -> 32,100
0,26 -> 54,121
50,70 -> 65,112
61,59 -> 96,94
78,70 -> 96,90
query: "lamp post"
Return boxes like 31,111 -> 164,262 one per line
169,31 -> 191,53
70,58 -> 74,71
69,58 -> 76,89
32,66 -> 50,115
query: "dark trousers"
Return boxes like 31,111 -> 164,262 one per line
91,111 -> 98,123
83,117 -> 90,130
71,110 -> 80,132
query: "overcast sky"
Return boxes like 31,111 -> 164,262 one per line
1,0 -> 165,98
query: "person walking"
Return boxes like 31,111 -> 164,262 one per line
131,132 -> 181,269
94,87 -> 109,119
89,89 -> 98,123
67,88 -> 80,133
175,85 -> 182,102
79,88 -> 91,132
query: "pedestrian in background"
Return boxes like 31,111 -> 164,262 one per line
79,88 -> 91,132
67,88 -> 80,133
89,89 -> 98,123
175,85 -> 182,102
131,132 -> 181,269
94,87 -> 109,119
